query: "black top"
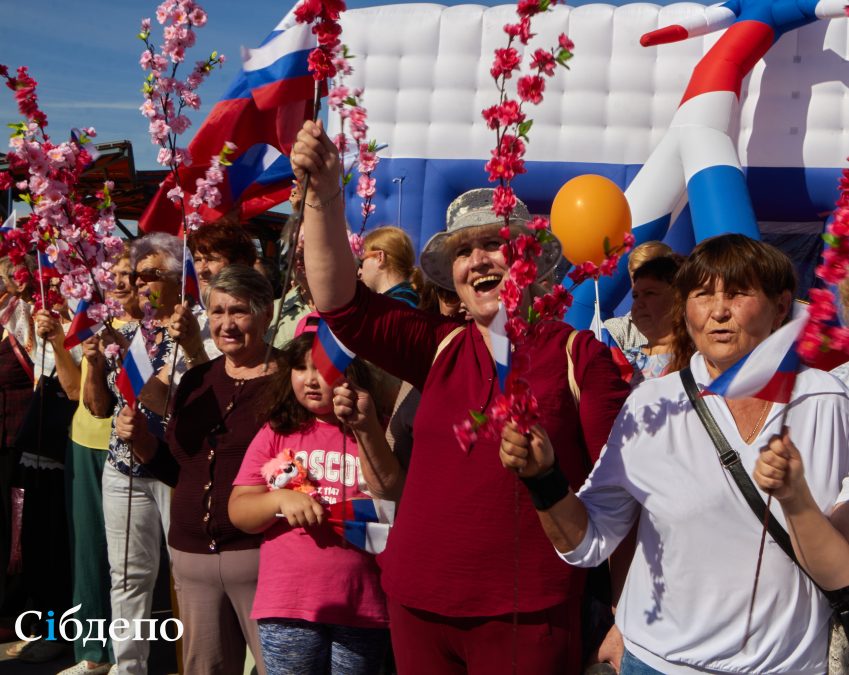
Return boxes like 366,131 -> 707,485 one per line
149,356 -> 270,554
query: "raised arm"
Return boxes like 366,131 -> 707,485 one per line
754,428 -> 849,590
291,120 -> 358,312
641,2 -> 737,46
34,310 -> 81,400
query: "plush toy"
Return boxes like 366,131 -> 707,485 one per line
261,448 -> 317,496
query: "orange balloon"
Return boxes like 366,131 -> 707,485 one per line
550,175 -> 632,267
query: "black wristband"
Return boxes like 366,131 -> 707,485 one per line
520,459 -> 570,511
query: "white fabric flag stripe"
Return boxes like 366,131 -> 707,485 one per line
490,303 -> 511,391
707,305 -> 808,400
242,5 -> 314,74
0,210 -> 16,231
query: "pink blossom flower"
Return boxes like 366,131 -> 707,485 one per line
357,147 -> 378,174
170,114 -> 191,134
516,0 -> 541,17
166,186 -> 184,203
500,278 -> 522,313
527,216 -> 548,232
186,212 -> 204,230
307,47 -> 336,81
328,85 -> 349,109
510,258 -> 537,287
86,302 -> 111,322
149,118 -> 171,142
492,185 -> 517,217
348,233 -> 365,258
189,7 -> 207,26
157,148 -> 173,165
558,34 -> 575,52
517,75 -> 545,104
104,343 -> 121,360
141,18 -> 152,31
490,48 -> 521,80
503,17 -> 534,44
356,175 -> 376,199
530,49 -> 556,76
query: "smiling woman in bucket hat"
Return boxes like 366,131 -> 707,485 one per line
290,119 -> 629,675
419,187 -> 562,292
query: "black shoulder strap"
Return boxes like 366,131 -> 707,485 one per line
681,367 -> 849,612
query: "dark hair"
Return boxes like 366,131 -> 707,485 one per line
669,234 -> 796,372
261,333 -> 373,435
188,223 -> 257,267
632,254 -> 684,286
255,256 -> 283,299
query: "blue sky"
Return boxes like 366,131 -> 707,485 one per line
1,0 -> 695,172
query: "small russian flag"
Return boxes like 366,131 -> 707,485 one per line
0,211 -> 15,232
184,250 -> 204,309
327,497 -> 395,554
703,308 -> 808,403
490,303 -> 511,391
38,251 -> 56,270
311,319 -> 355,386
63,297 -> 105,349
116,329 -> 155,409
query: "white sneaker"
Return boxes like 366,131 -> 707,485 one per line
56,660 -> 114,675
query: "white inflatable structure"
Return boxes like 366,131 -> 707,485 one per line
332,3 -> 849,323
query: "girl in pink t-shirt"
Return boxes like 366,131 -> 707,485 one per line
229,332 -> 394,675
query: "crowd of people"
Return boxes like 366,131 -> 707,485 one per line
0,117 -> 846,675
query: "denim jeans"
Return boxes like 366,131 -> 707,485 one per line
258,618 -> 389,675
621,648 -> 668,674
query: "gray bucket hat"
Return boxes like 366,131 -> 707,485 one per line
420,188 -> 562,291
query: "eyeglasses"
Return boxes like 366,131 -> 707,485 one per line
131,268 -> 167,284
357,250 -> 381,267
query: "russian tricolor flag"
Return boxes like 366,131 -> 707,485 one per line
202,143 -> 296,223
703,308 -> 808,403
490,303 -> 511,391
184,250 -> 204,309
328,497 -> 395,554
241,7 -> 315,111
0,211 -> 15,233
63,297 -> 105,349
311,319 -> 355,386
38,251 -> 56,271
138,2 -> 317,235
116,329 -> 155,410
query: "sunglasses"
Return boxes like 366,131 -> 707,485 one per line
357,250 -> 381,267
131,268 -> 167,284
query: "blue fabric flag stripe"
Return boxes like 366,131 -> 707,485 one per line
124,353 -> 150,397
343,522 -> 369,551
317,321 -> 355,374
706,350 -> 749,397
349,499 -> 379,523
243,49 -> 312,91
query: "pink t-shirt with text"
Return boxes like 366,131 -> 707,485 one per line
234,420 -> 388,628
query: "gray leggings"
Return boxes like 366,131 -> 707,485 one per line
258,618 -> 389,675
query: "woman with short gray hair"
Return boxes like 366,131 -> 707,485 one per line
83,231 -> 185,674
114,265 -> 276,675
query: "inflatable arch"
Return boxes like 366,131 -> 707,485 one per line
330,2 -> 849,327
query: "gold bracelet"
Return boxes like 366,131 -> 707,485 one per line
305,186 -> 342,210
